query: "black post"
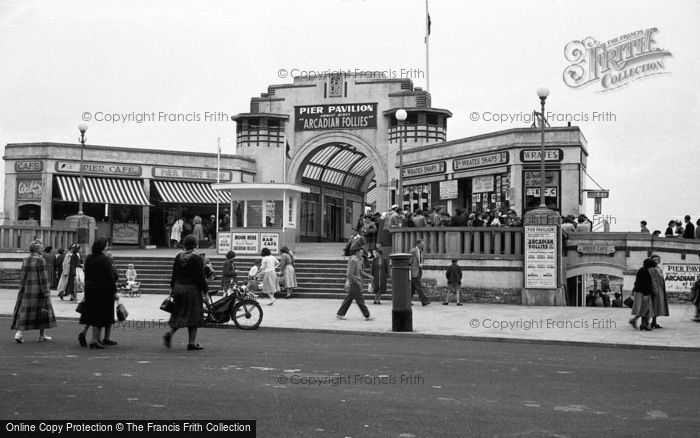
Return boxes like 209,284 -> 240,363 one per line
390,253 -> 413,332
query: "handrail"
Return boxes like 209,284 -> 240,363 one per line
0,225 -> 78,251
391,226 -> 524,259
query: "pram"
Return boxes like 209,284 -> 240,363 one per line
117,281 -> 141,297
203,280 -> 263,330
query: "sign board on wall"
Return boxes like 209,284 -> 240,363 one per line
260,232 -> 279,254
439,180 -> 458,200
232,233 -> 260,254
56,161 -> 142,176
404,161 -> 446,179
217,232 -> 232,255
16,178 -> 43,201
453,152 -> 509,171
520,149 -> 563,162
112,223 -> 139,244
15,161 -> 44,172
664,264 -> 700,292
472,176 -> 494,193
524,225 -> 558,289
152,167 -> 233,182
294,103 -> 377,131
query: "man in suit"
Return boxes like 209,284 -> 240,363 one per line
409,240 -> 430,306
683,215 -> 695,239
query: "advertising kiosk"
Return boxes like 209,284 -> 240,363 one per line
212,183 -> 310,255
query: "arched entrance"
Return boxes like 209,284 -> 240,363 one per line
565,263 -> 626,307
288,132 -> 387,242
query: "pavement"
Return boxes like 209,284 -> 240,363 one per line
2,288 -> 699,350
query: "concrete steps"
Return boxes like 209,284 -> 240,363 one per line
2,256 -> 393,300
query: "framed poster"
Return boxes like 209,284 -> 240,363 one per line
217,232 -> 232,255
260,232 -> 279,254
524,225 -> 558,289
232,232 -> 259,254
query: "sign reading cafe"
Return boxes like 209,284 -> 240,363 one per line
294,103 -> 377,131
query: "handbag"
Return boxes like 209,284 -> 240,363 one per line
76,300 -> 85,314
160,297 -> 173,313
116,302 -> 129,321
367,282 -> 374,293
623,295 -> 634,308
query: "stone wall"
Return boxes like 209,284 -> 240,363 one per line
421,278 -> 521,304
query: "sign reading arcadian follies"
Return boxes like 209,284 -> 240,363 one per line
563,27 -> 672,93
663,264 -> 700,293
524,225 -> 558,289
294,103 -> 377,131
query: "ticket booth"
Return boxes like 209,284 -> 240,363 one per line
212,183 -> 310,255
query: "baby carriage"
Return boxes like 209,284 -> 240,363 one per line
117,281 -> 141,297
203,280 -> 263,330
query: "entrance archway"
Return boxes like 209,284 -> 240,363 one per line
288,132 -> 387,242
566,263 -> 626,307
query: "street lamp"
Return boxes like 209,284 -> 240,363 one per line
536,87 -> 549,208
77,123 -> 88,215
395,109 -> 407,210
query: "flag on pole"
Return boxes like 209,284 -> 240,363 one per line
425,10 -> 431,43
285,140 -> 292,159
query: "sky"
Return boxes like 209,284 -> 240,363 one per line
1,0 -> 698,232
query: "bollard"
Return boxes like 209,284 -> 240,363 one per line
390,253 -> 413,332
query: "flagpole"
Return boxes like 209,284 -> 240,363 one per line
216,137 -> 221,248
425,0 -> 430,92
283,135 -> 287,184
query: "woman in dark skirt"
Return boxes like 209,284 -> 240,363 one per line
163,235 -> 208,350
629,258 -> 656,331
78,238 -> 119,348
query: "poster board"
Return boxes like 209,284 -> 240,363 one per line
524,225 -> 558,289
232,232 -> 259,254
260,232 -> 279,254
217,232 -> 232,255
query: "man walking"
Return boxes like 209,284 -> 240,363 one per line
336,248 -> 374,321
410,239 -> 430,306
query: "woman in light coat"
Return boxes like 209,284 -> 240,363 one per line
259,247 -> 279,305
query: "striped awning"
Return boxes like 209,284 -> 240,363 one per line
55,176 -> 149,206
153,180 -> 231,204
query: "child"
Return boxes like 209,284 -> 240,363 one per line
247,259 -> 262,292
125,264 -> 137,285
444,258 -> 463,306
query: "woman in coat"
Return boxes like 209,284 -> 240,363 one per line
58,244 -> 82,301
163,235 -> 208,350
279,246 -> 297,299
260,247 -> 280,305
221,251 -> 237,291
629,258 -> 656,331
649,254 -> 669,328
170,218 -> 184,248
192,216 -> 205,248
78,238 -> 119,348
11,240 -> 56,343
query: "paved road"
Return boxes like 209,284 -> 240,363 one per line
2,318 -> 699,437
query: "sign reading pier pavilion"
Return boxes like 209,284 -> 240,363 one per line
294,103 -> 377,131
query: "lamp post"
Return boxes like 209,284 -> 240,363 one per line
536,87 -> 549,208
77,123 -> 88,215
395,109 -> 407,210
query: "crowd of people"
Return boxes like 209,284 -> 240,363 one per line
642,215 -> 700,239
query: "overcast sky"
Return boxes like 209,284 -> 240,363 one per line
1,0 -> 698,232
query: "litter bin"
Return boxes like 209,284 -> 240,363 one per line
390,253 -> 413,332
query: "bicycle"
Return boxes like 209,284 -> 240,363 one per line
203,280 -> 263,330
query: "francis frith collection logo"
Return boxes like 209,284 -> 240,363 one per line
563,27 -> 672,93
